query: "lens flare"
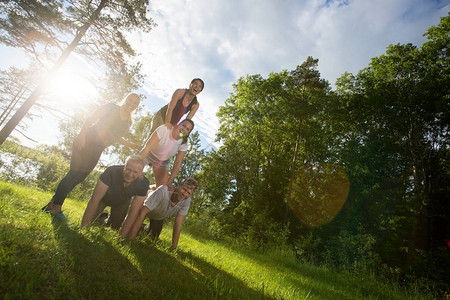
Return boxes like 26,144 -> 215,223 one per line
288,163 -> 349,227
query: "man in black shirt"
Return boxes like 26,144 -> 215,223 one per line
81,155 -> 149,229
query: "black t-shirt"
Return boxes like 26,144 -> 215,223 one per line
99,165 -> 149,206
93,103 -> 131,146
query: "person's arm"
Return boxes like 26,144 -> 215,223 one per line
80,180 -> 109,228
128,205 -> 151,239
139,130 -> 161,160
164,89 -> 184,129
74,105 -> 110,151
117,137 -> 141,150
120,195 -> 146,237
172,213 -> 186,248
185,101 -> 199,120
167,150 -> 187,187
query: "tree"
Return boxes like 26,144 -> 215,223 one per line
0,65 -> 43,141
283,57 -> 332,225
331,13 -> 449,270
0,0 -> 155,144
202,58 -> 333,245
175,131 -> 205,182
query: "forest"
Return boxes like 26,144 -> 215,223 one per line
0,1 -> 448,296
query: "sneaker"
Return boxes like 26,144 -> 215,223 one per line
140,223 -> 148,233
41,205 -> 52,214
51,212 -> 66,220
96,211 -> 109,225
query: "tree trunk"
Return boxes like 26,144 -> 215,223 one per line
404,124 -> 429,268
0,86 -> 27,126
284,132 -> 300,225
0,0 -> 109,145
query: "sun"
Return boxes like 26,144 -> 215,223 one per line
43,67 -> 99,111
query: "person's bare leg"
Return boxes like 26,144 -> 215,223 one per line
152,166 -> 169,188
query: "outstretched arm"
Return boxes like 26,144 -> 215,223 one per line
164,89 -> 184,128
139,131 -> 161,160
185,101 -> 199,120
167,151 -> 187,188
172,213 -> 186,248
120,195 -> 146,237
81,180 -> 108,228
118,137 -> 141,150
128,205 -> 151,239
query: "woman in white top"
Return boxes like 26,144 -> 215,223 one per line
139,119 -> 194,188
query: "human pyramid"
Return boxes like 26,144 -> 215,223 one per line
42,78 -> 204,249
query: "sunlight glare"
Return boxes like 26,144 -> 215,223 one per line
44,70 -> 98,110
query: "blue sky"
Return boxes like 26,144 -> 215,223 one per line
131,0 -> 448,150
1,0 -> 448,153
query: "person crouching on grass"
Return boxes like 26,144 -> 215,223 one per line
80,155 -> 149,229
119,177 -> 198,249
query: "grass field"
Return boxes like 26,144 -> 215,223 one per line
0,181 -> 436,299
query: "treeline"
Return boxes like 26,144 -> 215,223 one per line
0,140 -> 99,201
0,12 -> 448,296
194,14 -> 449,293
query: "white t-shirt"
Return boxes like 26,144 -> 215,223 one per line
144,185 -> 191,220
150,125 -> 190,161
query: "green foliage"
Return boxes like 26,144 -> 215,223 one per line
106,109 -> 153,165
35,152 -> 68,191
204,57 -> 336,248
0,181 -> 440,300
1,9 -> 448,297
176,131 -> 205,180
333,15 -> 449,272
402,247 -> 450,295
204,216 -> 225,240
198,15 -> 449,295
328,227 -> 379,270
0,140 -> 99,200
0,0 -> 155,74
245,212 -> 290,251
0,0 -> 155,145
290,232 -> 320,263
0,1 -> 69,47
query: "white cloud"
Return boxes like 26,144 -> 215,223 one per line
125,0 -> 450,150
4,0 -> 447,151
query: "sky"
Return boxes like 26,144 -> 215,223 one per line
2,0 -> 449,153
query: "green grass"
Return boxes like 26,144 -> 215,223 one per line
0,181 -> 436,299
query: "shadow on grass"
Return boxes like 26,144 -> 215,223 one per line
0,184 -> 409,300
180,229 -> 404,300
49,221 -> 271,299
49,220 -> 149,299
128,235 -> 273,300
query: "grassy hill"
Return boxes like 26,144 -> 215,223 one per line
0,181 -> 435,299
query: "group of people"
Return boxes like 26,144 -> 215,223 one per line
41,78 -> 205,248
